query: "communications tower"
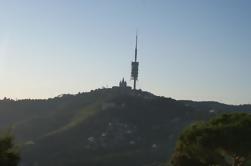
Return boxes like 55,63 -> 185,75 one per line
131,34 -> 139,90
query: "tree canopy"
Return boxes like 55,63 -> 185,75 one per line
170,113 -> 251,166
0,132 -> 20,166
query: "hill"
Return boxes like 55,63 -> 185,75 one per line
0,88 -> 250,166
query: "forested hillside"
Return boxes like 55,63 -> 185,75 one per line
0,88 -> 250,166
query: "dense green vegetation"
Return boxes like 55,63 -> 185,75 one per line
170,113 -> 251,166
0,132 -> 20,166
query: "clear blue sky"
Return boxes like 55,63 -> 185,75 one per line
0,0 -> 250,104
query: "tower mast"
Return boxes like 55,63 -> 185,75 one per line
131,34 -> 139,90
135,34 -> 138,62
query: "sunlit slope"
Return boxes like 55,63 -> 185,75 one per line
0,89 -> 112,141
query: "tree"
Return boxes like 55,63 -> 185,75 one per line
0,132 -> 20,166
170,113 -> 251,166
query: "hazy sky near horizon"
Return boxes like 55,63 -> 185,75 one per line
0,0 -> 251,104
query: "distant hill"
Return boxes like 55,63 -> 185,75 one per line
0,88 -> 250,166
181,100 -> 251,113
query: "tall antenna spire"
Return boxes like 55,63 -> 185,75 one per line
135,33 -> 138,62
131,32 -> 139,90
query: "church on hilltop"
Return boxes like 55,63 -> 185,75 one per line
112,78 -> 132,90
119,78 -> 128,88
